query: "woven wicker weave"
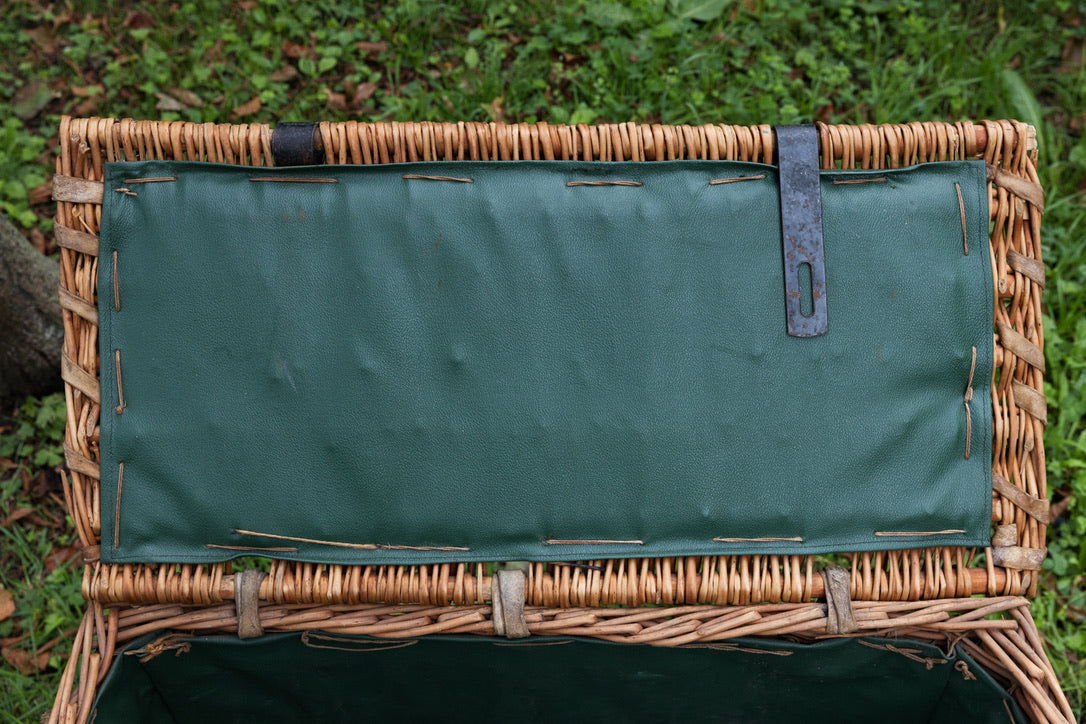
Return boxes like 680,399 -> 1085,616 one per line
47,117 -> 1069,723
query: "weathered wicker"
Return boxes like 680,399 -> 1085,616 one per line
48,117 -> 1069,722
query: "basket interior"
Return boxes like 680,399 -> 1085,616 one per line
92,632 -> 1024,724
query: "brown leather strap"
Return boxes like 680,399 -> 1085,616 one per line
63,443 -> 100,479
54,221 -> 99,256
1012,379 -> 1047,426
235,570 -> 267,639
992,472 -> 1050,523
991,546 -> 1046,571
52,175 -> 104,204
986,163 -> 1045,212
820,565 -> 857,634
492,569 -> 529,639
996,322 -> 1045,372
1006,248 -> 1045,288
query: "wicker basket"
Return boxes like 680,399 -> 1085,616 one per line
47,117 -> 1071,723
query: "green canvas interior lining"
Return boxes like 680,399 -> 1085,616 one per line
92,632 -> 1024,723
98,159 -> 992,565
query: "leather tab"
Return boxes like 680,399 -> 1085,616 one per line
271,122 -> 323,167
491,569 -> 530,639
991,524 -> 1017,547
775,125 -> 828,337
992,472 -> 1050,523
820,565 -> 857,634
81,544 -> 101,563
991,545 -> 1046,571
234,570 -> 267,639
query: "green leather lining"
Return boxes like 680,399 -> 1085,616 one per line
99,159 -> 992,564
92,632 -> 1024,723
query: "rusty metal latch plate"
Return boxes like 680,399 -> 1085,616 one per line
775,125 -> 828,337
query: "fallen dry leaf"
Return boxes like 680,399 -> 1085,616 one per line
155,92 -> 185,112
0,589 -> 14,623
167,87 -> 204,108
45,541 -> 83,574
13,79 -> 56,121
268,66 -> 300,83
0,508 -> 34,528
73,97 -> 99,116
123,10 -> 155,29
356,40 -> 388,54
323,88 -> 348,112
231,95 -> 262,119
2,645 -> 51,676
353,82 -> 378,106
281,39 -> 309,59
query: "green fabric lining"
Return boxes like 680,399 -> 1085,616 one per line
98,159 -> 992,565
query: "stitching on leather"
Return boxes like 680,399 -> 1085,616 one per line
114,349 -> 126,415
205,544 -> 298,552
112,250 -> 120,311
231,528 -> 470,551
122,177 -> 177,184
402,174 -> 473,183
956,182 -> 968,255
709,174 -> 766,185
248,176 -> 338,183
544,539 -> 644,545
963,345 -> 977,459
873,529 -> 967,537
566,181 -> 642,187
831,177 -> 887,185
114,462 -> 123,550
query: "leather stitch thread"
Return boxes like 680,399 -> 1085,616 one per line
544,538 -> 643,545
231,529 -> 469,551
402,174 -> 473,183
856,640 -> 947,670
122,177 -> 177,184
113,187 -> 137,197
831,177 -> 887,185
963,345 -> 977,459
709,174 -> 766,185
873,529 -> 966,537
566,181 -> 642,187
113,462 -> 123,550
956,182 -> 968,255
113,349 -> 126,414
205,544 -> 298,552
248,177 -> 338,183
713,536 -> 803,543
112,250 -> 120,311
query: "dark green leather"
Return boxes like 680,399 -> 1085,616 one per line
99,159 -> 992,564
92,632 -> 1024,723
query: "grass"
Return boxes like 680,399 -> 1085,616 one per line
0,395 -> 82,723
1,0 -> 1084,719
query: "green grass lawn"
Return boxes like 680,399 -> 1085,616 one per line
2,0 -> 1084,721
